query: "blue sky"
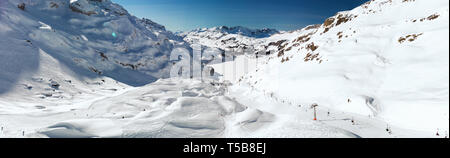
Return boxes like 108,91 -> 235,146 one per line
113,0 -> 367,32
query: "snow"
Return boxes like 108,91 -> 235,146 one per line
1,0 -> 190,87
0,77 -> 368,138
0,0 -> 448,138
224,0 -> 449,135
40,119 -> 123,138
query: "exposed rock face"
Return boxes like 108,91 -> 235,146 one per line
69,0 -> 128,16
139,18 -> 166,31
70,3 -> 97,16
17,3 -> 25,10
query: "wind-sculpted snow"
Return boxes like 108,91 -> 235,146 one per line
40,119 -> 122,138
1,0 -> 448,138
34,79 -> 278,138
28,78 -> 365,138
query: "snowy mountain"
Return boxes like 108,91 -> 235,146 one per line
226,0 -> 449,134
181,26 -> 279,39
0,0 -> 448,138
0,0 -> 189,89
0,0 -> 192,137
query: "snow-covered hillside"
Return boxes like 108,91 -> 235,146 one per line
0,0 -> 196,110
0,0 -> 188,137
0,0 -> 189,89
0,0 -> 448,138
231,0 -> 449,134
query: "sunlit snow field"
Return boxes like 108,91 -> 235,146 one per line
0,0 -> 448,138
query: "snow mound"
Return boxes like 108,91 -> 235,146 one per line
39,119 -> 122,138
33,79 -> 279,138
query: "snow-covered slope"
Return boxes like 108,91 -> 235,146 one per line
0,0 -> 196,111
233,0 -> 449,133
0,0 -> 189,137
1,0 -> 293,138
1,0 -> 448,138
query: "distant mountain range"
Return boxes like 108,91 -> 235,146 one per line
0,0 -> 448,138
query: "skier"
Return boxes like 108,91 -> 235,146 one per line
386,124 -> 392,135
210,68 -> 215,77
351,117 -> 355,125
436,129 -> 440,137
